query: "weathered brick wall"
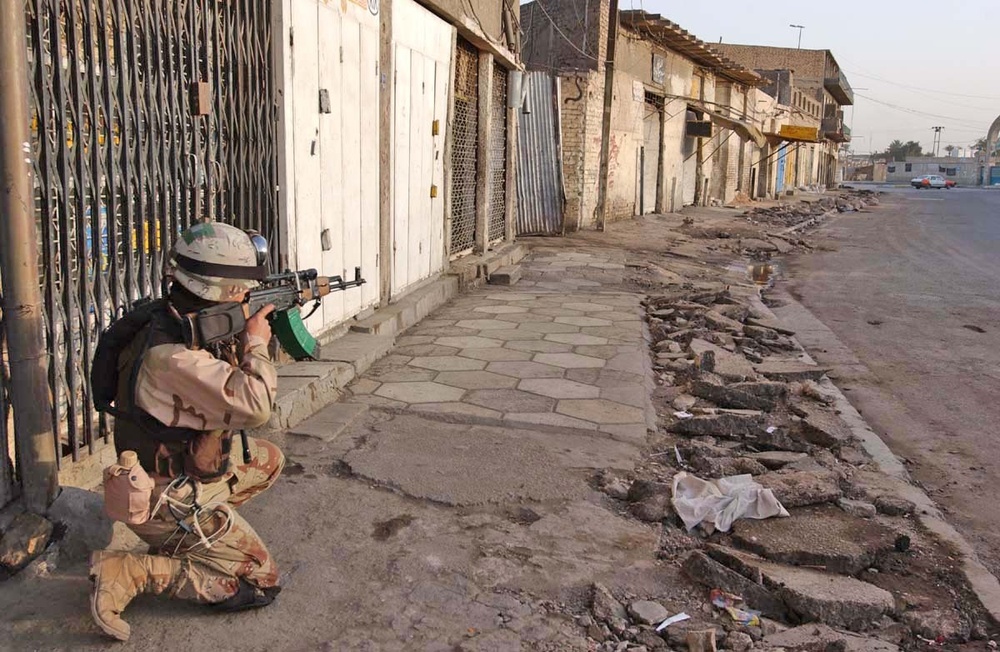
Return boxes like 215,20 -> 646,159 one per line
714,44 -> 827,81
522,0 -> 606,72
559,72 -> 604,230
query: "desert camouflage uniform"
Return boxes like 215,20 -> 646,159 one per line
93,222 -> 285,640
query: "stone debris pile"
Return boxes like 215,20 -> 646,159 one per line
743,190 -> 881,228
578,281 -> 989,650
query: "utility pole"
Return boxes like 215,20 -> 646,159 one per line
595,0 -> 619,231
0,0 -> 59,513
931,126 -> 944,157
789,24 -> 805,49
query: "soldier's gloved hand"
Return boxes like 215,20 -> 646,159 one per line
245,304 -> 277,346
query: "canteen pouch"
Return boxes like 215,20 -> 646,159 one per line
103,451 -> 155,525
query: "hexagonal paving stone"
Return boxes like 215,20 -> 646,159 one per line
375,382 -> 465,404
435,335 -> 504,349
517,321 -> 580,334
503,412 -> 598,430
554,316 -> 613,327
455,319 -> 519,330
393,344 -> 461,357
600,386 -> 648,408
435,371 -> 519,390
458,347 -> 533,362
518,378 -> 600,399
367,367 -> 438,382
555,399 -> 645,424
482,329 -> 544,341
571,345 -> 623,360
486,360 -> 566,379
562,302 -> 615,313
409,356 -> 486,372
465,388 -> 556,413
531,307 -> 586,317
472,305 -> 528,314
505,340 -> 574,354
395,335 -> 437,347
488,313 -> 554,324
410,402 -> 502,420
484,293 -> 540,302
534,352 -> 606,369
544,333 -> 609,346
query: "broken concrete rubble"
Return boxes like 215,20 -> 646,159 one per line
754,360 -> 830,382
669,412 -> 768,439
689,379 -> 785,411
756,469 -> 842,508
627,600 -> 669,626
682,551 -> 788,619
764,623 -> 901,651
730,504 -> 900,574
592,583 -> 628,623
873,495 -> 915,517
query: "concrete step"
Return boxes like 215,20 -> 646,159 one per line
350,275 -> 459,338
487,264 -> 521,286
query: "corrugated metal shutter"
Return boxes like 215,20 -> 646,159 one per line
516,72 -> 564,235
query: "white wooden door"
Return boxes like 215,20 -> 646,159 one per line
641,102 -> 660,214
289,0 -> 380,334
391,0 -> 454,297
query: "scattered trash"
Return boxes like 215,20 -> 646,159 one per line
674,411 -> 694,419
988,640 -> 997,649
671,472 -> 789,533
766,426 -> 778,434
915,634 -> 945,646
674,445 -> 684,466
655,612 -> 691,632
710,589 -> 761,627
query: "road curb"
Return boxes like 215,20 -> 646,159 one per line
779,208 -> 839,236
751,290 -> 1000,627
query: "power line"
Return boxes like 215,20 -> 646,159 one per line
845,69 -> 1000,102
854,92 -> 987,129
531,0 -> 599,62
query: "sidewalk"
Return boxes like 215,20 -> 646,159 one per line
0,245 -> 662,651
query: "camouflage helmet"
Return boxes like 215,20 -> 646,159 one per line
166,222 -> 269,302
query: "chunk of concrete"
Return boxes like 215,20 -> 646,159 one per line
730,505 -> 900,574
0,513 -> 53,573
689,380 -> 785,411
747,451 -> 809,470
757,469 -> 842,508
746,317 -> 795,336
690,339 -> 757,382
628,600 -> 669,626
692,456 -> 768,479
798,408 -> 854,448
754,360 -> 829,382
874,495 -> 915,516
708,546 -> 895,632
592,583 -> 627,623
669,412 -> 768,439
686,629 -> 718,652
837,498 -> 877,520
682,551 -> 787,619
764,624 -> 900,651
704,310 -> 744,333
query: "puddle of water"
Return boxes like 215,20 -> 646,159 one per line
749,263 -> 776,286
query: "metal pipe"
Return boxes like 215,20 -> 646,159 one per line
0,0 -> 59,513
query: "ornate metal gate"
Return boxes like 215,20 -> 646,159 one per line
19,0 -> 278,477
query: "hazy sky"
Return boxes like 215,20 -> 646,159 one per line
528,0 -> 1000,155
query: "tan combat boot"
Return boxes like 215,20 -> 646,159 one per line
89,550 -> 183,641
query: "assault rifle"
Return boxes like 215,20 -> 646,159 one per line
180,267 -> 365,360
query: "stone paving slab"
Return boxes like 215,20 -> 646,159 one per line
341,283 -> 652,437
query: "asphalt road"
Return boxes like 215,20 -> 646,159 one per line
784,187 -> 1000,579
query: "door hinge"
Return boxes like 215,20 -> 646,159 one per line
340,46 -> 344,64
289,27 -> 294,47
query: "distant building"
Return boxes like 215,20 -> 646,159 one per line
713,44 -> 853,189
885,157 -> 980,186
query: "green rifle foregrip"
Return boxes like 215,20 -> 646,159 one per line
271,307 -> 320,360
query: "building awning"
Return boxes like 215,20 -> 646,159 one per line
708,112 -> 767,148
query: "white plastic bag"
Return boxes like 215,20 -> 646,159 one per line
671,472 -> 788,533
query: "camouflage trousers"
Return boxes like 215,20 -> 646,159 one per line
128,437 -> 284,603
